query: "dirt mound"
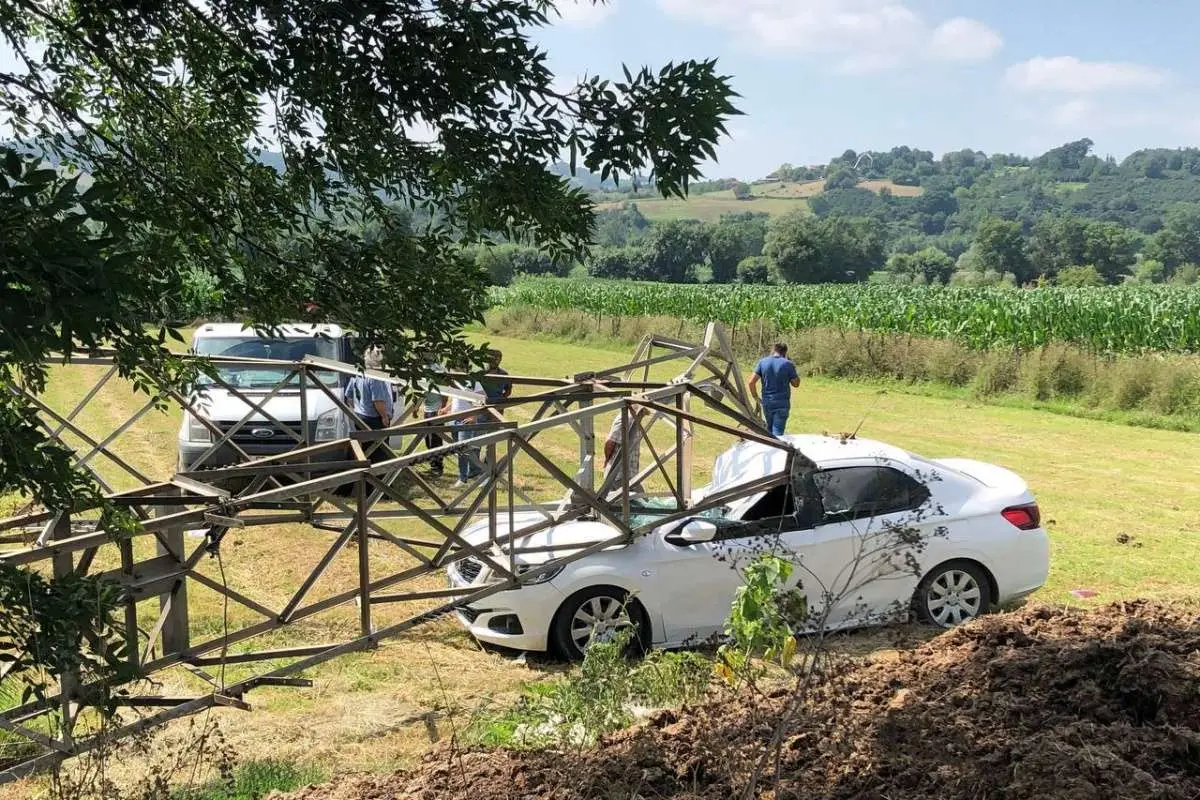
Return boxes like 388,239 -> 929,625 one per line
287,602 -> 1200,800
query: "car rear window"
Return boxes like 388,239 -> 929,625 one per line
905,452 -> 982,485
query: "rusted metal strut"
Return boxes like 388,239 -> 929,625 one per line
0,322 -> 797,782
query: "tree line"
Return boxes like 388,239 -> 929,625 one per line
764,138 -> 1200,238
571,200 -> 1200,288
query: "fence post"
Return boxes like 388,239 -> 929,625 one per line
49,512 -> 77,747
578,383 -> 595,495
675,392 -> 692,510
356,477 -> 372,637
156,489 -> 190,656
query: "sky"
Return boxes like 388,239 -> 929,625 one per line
4,1 -> 1197,181
535,0 -> 1200,179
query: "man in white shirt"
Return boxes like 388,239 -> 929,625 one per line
604,403 -> 647,495
452,379 -> 485,486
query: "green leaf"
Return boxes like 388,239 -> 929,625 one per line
26,168 -> 58,186
3,149 -> 22,179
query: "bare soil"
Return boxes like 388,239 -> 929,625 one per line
283,601 -> 1200,800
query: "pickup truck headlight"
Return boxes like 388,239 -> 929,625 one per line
516,563 -> 564,585
315,408 -> 346,441
185,412 -> 212,444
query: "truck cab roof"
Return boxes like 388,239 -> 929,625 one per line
192,322 -> 349,339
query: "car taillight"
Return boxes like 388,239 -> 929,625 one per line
1002,503 -> 1041,530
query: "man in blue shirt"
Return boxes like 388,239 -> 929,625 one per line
481,349 -> 513,407
346,347 -> 394,461
748,342 -> 800,437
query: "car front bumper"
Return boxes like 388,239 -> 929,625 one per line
178,439 -> 350,470
448,573 -> 565,653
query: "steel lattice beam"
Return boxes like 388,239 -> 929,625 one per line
0,322 -> 801,783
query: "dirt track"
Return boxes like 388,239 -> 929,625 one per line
284,601 -> 1200,799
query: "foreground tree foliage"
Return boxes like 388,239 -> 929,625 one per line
0,0 -> 739,512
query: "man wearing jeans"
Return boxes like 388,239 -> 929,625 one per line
748,342 -> 799,437
451,378 -> 486,487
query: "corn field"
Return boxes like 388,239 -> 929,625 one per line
493,279 -> 1200,354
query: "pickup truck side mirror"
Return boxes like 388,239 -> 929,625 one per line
664,518 -> 719,546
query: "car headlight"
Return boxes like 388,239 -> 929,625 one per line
315,408 -> 345,441
516,563 -> 564,585
185,412 -> 212,443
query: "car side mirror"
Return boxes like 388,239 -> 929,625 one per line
664,518 -> 718,546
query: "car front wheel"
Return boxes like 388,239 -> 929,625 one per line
552,587 -> 649,661
914,561 -> 990,628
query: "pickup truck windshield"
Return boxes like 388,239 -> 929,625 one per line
194,337 -> 341,388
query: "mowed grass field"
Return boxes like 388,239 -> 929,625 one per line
597,190 -> 810,222
4,329 -> 1199,794
598,178 -> 923,222
478,332 -> 1200,602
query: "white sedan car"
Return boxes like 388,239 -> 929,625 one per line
447,434 -> 1049,659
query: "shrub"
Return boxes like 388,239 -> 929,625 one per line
466,631 -> 711,750
925,340 -> 975,386
736,256 -> 772,284
1172,264 -> 1200,285
971,350 -> 1020,396
1148,362 -> 1200,415
1111,360 -> 1159,410
474,244 -> 516,286
1056,265 -> 1106,287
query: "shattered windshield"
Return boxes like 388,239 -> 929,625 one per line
194,337 -> 341,388
626,496 -> 729,529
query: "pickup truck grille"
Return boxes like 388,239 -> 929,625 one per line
215,420 -> 312,446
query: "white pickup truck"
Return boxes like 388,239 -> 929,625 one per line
176,323 -> 367,471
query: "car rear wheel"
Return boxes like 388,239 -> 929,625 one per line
552,587 -> 649,661
914,561 -> 990,628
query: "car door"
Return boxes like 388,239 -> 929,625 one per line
649,517 -> 754,647
652,484 -> 816,646
801,463 -> 935,630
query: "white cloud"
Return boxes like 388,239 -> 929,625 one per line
928,18 -> 1003,63
552,0 -> 617,28
656,0 -> 1001,73
1006,56 -> 1169,94
1044,98 -> 1096,128
1004,55 -> 1177,141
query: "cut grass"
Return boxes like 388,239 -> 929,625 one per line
485,307 -> 1200,433
596,179 -> 921,222
176,758 -> 325,800
3,326 -> 1199,795
474,330 -> 1200,605
597,192 -> 810,222
856,179 -> 923,197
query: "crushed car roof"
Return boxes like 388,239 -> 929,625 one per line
707,434 -> 913,495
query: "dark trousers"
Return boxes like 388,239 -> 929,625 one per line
361,415 -> 388,463
423,409 -> 444,475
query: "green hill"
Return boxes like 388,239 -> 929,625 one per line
593,139 -> 1200,236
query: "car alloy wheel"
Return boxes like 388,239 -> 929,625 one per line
926,569 -> 982,626
570,595 -> 632,650
553,587 -> 648,661
918,563 -> 987,628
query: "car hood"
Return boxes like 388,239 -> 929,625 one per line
187,385 -> 342,423
459,511 -> 627,565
